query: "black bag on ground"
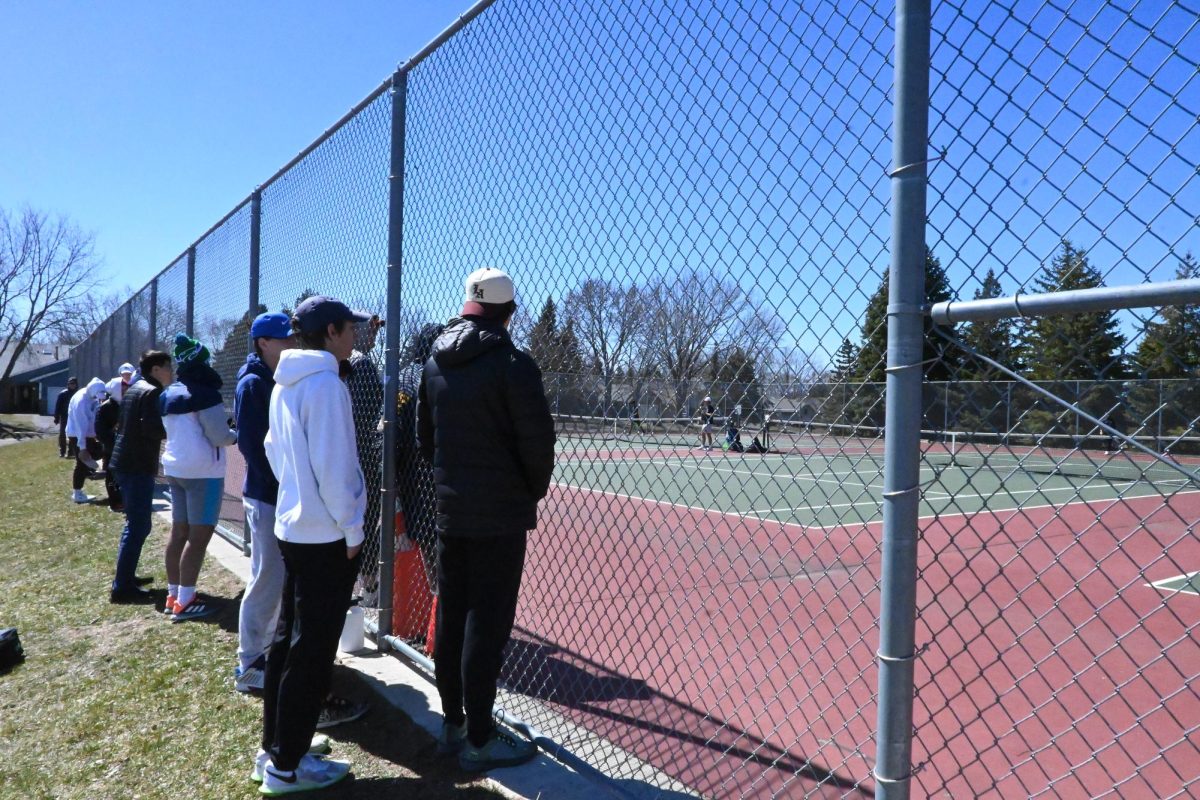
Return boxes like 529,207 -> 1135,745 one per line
746,436 -> 765,454
0,627 -> 25,673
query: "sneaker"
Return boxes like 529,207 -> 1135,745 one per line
458,729 -> 537,772
259,752 -> 349,795
109,586 -> 154,604
162,596 -> 177,615
315,695 -> 368,730
250,736 -> 332,783
235,658 -> 267,693
171,598 -> 216,623
436,719 -> 467,755
71,489 -> 88,503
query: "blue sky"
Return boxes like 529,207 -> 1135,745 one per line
7,0 -> 1197,373
0,0 -> 474,293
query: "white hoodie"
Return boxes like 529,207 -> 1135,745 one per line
65,378 -> 107,440
265,349 -> 365,548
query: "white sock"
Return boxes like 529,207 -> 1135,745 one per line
177,586 -> 196,607
167,583 -> 179,600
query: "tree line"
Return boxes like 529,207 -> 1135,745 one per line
823,240 -> 1200,440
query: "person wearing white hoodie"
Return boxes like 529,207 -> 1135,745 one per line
65,377 -> 107,503
256,295 -> 369,795
160,334 -> 236,623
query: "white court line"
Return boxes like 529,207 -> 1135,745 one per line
1146,571 -> 1200,596
635,456 -> 887,492
746,480 -> 1180,518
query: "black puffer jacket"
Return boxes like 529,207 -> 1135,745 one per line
417,317 -> 555,537
109,378 -> 167,475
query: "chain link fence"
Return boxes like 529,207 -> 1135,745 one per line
68,0 -> 1198,797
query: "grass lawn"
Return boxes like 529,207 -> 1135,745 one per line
0,438 -> 508,799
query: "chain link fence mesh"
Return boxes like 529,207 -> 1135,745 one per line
62,0 -> 1199,797
257,88 -> 391,607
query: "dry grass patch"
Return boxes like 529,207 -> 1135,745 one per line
0,439 -> 508,799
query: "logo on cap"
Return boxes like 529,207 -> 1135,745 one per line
472,283 -> 484,300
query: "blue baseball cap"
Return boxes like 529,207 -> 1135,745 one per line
250,312 -> 293,340
293,295 -> 371,334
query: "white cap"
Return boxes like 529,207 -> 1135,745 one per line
704,396 -> 711,402
119,362 -> 135,375
463,267 -> 515,315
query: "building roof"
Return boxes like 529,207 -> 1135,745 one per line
7,358 -> 70,385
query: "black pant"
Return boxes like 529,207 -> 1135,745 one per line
58,422 -> 69,456
65,433 -> 79,459
262,539 -> 359,771
435,532 -> 527,747
72,439 -> 101,491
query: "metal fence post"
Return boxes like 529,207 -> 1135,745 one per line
378,66 -> 408,646
249,190 -> 262,332
149,278 -> 158,355
124,302 -> 133,365
186,246 -> 196,338
875,0 -> 931,797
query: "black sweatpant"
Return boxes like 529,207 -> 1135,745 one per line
262,539 -> 359,771
434,531 -> 527,747
72,438 -> 101,491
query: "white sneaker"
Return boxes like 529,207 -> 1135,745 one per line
235,663 -> 266,693
250,736 -> 333,783
71,489 -> 88,503
259,752 -> 349,794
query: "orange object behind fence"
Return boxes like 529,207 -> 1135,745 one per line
392,511 -> 434,640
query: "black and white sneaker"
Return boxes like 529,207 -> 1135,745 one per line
315,695 -> 368,729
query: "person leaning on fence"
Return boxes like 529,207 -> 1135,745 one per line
232,312 -> 295,694
418,267 -> 555,772
108,350 -> 173,604
255,296 -> 371,794
66,377 -> 107,504
54,377 -> 78,458
159,333 -> 236,623
395,322 -> 444,586
94,388 -> 124,512
345,314 -> 385,600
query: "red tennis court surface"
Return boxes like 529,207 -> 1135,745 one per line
506,482 -> 1200,798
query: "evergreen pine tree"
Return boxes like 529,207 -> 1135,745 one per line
1134,253 -> 1200,379
1020,240 -> 1126,380
831,338 -> 859,382
960,269 -> 1015,378
528,298 -> 560,370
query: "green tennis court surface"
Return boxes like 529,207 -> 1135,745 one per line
553,445 -> 1196,528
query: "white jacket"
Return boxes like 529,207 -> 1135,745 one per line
65,378 -> 107,440
160,385 -> 236,479
265,349 -> 366,548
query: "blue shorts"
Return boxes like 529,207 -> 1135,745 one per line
166,476 -> 224,526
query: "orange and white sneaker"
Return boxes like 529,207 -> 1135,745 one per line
162,596 -> 178,615
171,598 -> 215,623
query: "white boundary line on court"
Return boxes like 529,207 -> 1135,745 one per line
1145,571 -> 1200,597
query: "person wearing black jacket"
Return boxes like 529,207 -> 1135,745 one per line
396,322 -> 444,586
417,268 -> 555,772
108,350 -> 173,603
54,377 -> 78,458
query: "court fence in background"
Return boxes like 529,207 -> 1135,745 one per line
71,0 -> 1199,797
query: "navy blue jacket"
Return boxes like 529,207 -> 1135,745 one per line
234,353 -> 278,504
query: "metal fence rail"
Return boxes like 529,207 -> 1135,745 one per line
69,0 -> 1199,797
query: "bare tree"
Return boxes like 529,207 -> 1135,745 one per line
0,208 -> 102,398
642,271 -> 744,414
50,288 -> 131,346
566,278 -> 647,414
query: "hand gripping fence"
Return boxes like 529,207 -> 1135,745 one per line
70,0 -> 1199,796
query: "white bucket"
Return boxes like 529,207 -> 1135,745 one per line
339,605 -> 365,653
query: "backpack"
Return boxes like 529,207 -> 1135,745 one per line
0,627 -> 25,673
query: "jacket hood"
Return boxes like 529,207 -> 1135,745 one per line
177,359 -> 223,391
432,317 -> 510,367
237,352 -> 273,384
85,377 -> 107,401
273,348 -> 339,387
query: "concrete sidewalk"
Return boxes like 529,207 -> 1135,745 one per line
204,530 -> 623,800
